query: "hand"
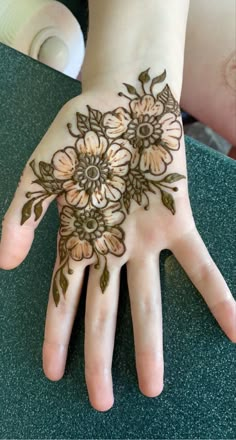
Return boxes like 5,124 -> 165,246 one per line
0,69 -> 235,412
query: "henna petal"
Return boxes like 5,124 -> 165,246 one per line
66,236 -> 79,250
97,135 -> 108,155
130,95 -> 152,116
106,143 -> 131,168
72,242 -> 87,260
77,131 -> 107,156
94,236 -> 108,254
66,188 -> 89,207
52,148 -> 78,180
130,149 -> 140,169
108,227 -> 123,239
151,100 -> 164,116
95,229 -> 125,256
140,145 -> 172,175
159,113 -> 182,150
91,187 -> 107,208
107,175 -> 126,195
60,206 -> 76,236
81,240 -> 93,259
103,107 -> 131,138
94,228 -> 125,256
102,202 -> 125,226
103,231 -> 125,256
66,237 -> 93,260
104,182 -> 122,202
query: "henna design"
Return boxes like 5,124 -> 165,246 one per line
21,68 -> 185,306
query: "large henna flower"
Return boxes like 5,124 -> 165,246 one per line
52,131 -> 131,208
60,202 -> 125,260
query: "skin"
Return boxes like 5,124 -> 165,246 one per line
0,0 -> 235,412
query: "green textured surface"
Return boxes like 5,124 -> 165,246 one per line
0,43 -> 236,439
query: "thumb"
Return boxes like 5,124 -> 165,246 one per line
0,158 -> 56,269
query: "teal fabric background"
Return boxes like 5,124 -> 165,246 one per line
0,40 -> 235,439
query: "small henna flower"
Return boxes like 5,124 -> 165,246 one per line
127,112 -> 182,176
60,202 -> 125,260
52,131 -> 131,208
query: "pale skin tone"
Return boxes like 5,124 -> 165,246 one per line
0,0 -> 235,413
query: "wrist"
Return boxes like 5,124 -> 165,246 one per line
81,0 -> 189,100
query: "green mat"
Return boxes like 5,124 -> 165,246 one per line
0,43 -> 235,439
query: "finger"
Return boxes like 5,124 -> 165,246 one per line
0,162 -> 56,269
127,254 -> 164,398
43,253 -> 86,382
84,263 -> 120,412
172,228 -> 236,342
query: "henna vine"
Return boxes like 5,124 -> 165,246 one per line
21,68 -> 185,306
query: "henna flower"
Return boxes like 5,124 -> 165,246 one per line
136,112 -> 182,175
52,131 -> 131,208
60,202 -> 125,260
122,95 -> 182,176
127,110 -> 182,176
102,94 -> 182,176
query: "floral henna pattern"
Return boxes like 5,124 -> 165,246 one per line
21,68 -> 185,306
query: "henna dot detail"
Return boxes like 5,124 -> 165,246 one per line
85,165 -> 100,180
137,123 -> 154,138
84,218 -> 98,232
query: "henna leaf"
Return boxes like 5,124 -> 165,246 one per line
34,200 -> 43,221
76,112 -> 90,135
59,269 -> 69,296
157,84 -> 180,116
138,68 -> 150,84
100,259 -> 110,293
123,193 -> 131,214
150,69 -> 166,92
123,83 -> 138,95
162,173 -> 186,184
21,198 -> 35,225
29,160 -> 37,175
33,179 -> 63,194
87,106 -> 104,135
161,190 -> 176,215
52,277 -> 60,307
39,161 -> 54,180
59,238 -> 67,263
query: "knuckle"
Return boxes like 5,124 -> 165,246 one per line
85,360 -> 110,378
85,307 -> 116,334
191,259 -> 215,284
131,296 -> 159,317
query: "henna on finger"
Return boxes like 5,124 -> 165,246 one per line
21,69 -> 185,305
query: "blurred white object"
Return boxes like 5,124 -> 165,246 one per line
0,0 -> 85,78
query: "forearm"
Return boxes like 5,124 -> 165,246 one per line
81,0 -> 190,99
